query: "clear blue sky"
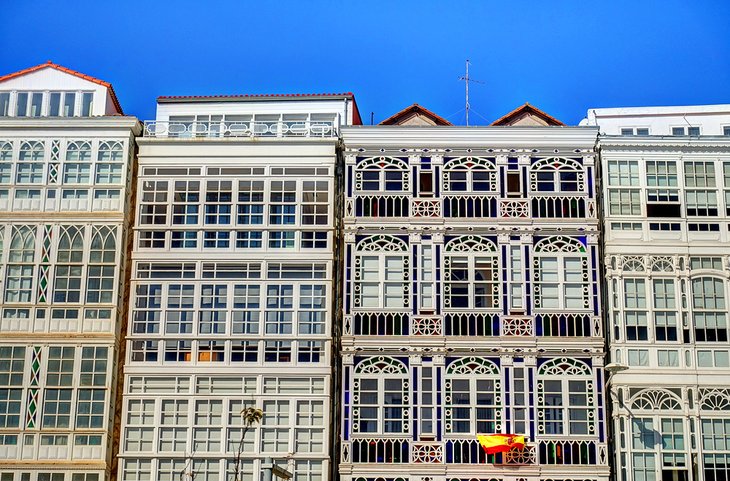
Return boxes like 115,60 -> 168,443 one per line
2,0 -> 729,125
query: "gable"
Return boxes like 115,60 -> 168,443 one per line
491,103 -> 565,126
380,103 -> 452,126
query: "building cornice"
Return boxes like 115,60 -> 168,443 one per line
598,135 -> 730,150
341,126 -> 599,148
0,116 -> 142,134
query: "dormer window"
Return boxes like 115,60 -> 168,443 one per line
0,91 -> 95,117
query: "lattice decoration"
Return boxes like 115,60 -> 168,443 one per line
26,388 -> 39,428
502,317 -> 534,336
499,199 -> 530,218
412,443 -> 443,463
412,316 -> 442,336
412,199 -> 441,218
442,156 -> 498,192
37,225 -> 52,303
48,162 -> 59,184
50,140 -> 60,161
529,157 -> 585,191
503,444 -> 536,465
30,346 -> 41,386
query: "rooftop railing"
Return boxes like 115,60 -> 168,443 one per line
143,120 -> 338,138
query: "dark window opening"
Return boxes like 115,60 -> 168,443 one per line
507,172 -> 521,197
419,172 -> 433,196
647,203 -> 682,217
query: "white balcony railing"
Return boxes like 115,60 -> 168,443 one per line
143,120 -> 338,138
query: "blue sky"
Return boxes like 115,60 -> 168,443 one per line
2,0 -> 729,125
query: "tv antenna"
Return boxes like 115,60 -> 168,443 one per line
458,59 -> 484,126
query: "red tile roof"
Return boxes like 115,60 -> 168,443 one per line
0,61 -> 124,115
158,92 -> 362,125
490,102 -> 565,126
380,103 -> 453,126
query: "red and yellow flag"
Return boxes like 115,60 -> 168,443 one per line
477,434 -> 526,454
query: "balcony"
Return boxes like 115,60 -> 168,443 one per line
143,120 -> 338,138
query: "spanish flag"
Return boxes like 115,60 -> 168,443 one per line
477,434 -> 526,454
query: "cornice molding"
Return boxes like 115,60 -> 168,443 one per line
0,117 -> 142,134
341,126 -> 599,148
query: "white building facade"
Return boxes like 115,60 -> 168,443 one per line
0,62 -> 140,481
338,107 -> 610,481
589,105 -> 730,481
117,94 -> 360,481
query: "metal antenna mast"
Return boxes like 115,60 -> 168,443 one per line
458,59 -> 484,126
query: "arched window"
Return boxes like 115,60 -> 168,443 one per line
54,226 -> 85,303
64,141 -> 92,184
355,235 -> 409,309
444,236 -> 499,310
352,356 -> 409,435
17,141 -> 44,184
692,277 -> 727,342
0,141 -> 12,184
96,141 -> 124,184
87,226 -> 117,303
533,236 -> 589,310
628,389 -> 687,481
445,357 -> 500,434
537,358 -> 594,436
530,157 -> 584,192
5,225 -> 36,302
355,157 -> 409,192
443,157 -> 497,192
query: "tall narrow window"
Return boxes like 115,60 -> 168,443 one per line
301,181 -> 328,225
624,279 -> 648,340
270,181 -> 296,225
445,357 -> 500,434
139,180 -> 168,225
646,160 -> 681,217
86,226 -> 116,303
653,279 -> 678,341
352,357 -> 408,435
236,180 -> 263,225
63,141 -> 92,184
81,93 -> 94,116
63,93 -> 76,117
5,225 -> 36,303
355,235 -> 409,309
537,358 -> 594,436
54,226 -> 84,303
533,236 -> 589,310
204,180 -> 232,225
443,236 -> 499,310
95,141 -> 124,184
0,142 -> 12,184
17,141 -> 44,184
692,277 -> 727,342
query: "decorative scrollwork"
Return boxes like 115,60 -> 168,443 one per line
499,199 -> 529,218
630,388 -> 682,411
412,317 -> 442,336
503,444 -> 536,465
412,199 -> 441,218
622,256 -> 645,272
355,356 -> 408,374
502,317 -> 534,336
651,256 -> 675,272
412,442 -> 443,463
699,388 -> 730,411
534,236 -> 586,253
356,234 -> 407,252
538,357 -> 591,376
444,235 -> 497,252
446,356 -> 499,375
